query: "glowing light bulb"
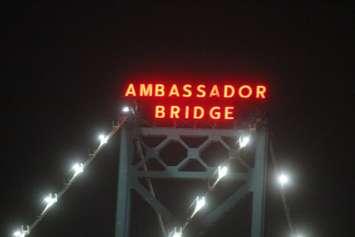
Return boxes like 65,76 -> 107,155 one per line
170,227 -> 182,237
217,165 -> 228,180
210,165 -> 229,188
42,193 -> 58,214
191,196 -> 206,218
121,106 -> 131,113
238,135 -> 250,149
72,162 -> 84,177
13,226 -> 29,237
98,134 -> 109,145
277,173 -> 290,188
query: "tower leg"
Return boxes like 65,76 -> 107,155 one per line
115,126 -> 132,237
251,128 -> 268,237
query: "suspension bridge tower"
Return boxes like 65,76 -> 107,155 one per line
116,77 -> 269,237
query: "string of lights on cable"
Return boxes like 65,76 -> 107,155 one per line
12,106 -> 133,237
167,132 -> 302,237
168,134 -> 252,237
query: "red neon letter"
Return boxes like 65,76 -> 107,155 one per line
184,106 -> 190,119
256,85 -> 267,99
168,84 -> 180,97
124,83 -> 136,96
224,85 -> 235,98
182,84 -> 192,97
193,106 -> 205,119
196,85 -> 206,98
224,106 -> 234,120
155,105 -> 165,118
209,106 -> 221,119
238,85 -> 253,98
170,105 -> 180,118
155,84 -> 165,97
139,83 -> 153,96
209,85 -> 221,97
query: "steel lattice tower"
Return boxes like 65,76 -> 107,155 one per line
115,120 -> 268,237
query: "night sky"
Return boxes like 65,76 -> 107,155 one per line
1,2 -> 354,237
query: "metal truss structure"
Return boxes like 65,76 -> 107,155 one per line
115,122 -> 268,237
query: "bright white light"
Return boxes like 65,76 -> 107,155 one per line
72,162 -> 84,177
13,226 -> 29,237
13,230 -> 22,237
98,133 -> 109,145
211,165 -> 229,188
191,195 -> 206,218
43,193 -> 58,205
277,173 -> 290,188
293,233 -> 305,237
170,227 -> 182,237
13,230 -> 25,237
238,135 -> 250,149
42,193 -> 58,213
121,106 -> 131,113
217,165 -> 228,180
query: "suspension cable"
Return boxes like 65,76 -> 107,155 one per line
135,138 -> 168,236
18,116 -> 128,236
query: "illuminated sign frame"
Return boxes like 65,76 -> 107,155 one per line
123,77 -> 268,122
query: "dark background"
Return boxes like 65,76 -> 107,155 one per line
1,2 -> 354,237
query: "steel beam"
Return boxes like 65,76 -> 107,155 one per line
140,127 -> 245,137
115,125 -> 267,237
115,125 -> 132,237
134,169 -> 247,180
201,182 -> 251,226
131,179 -> 175,223
251,128 -> 268,237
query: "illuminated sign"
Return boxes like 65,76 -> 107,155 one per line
123,76 -> 268,122
124,84 -> 267,99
